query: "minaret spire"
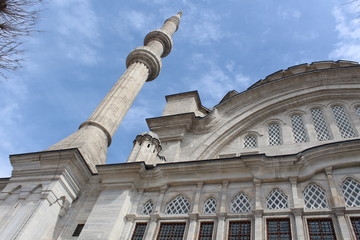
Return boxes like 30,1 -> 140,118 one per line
49,12 -> 182,172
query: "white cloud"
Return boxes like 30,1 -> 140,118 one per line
0,78 -> 30,177
51,0 -> 102,64
329,6 -> 360,62
277,6 -> 301,20
187,54 -> 251,107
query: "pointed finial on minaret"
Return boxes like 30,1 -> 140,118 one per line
177,11 -> 183,17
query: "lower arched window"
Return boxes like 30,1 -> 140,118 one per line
303,184 -> 328,209
231,193 -> 251,213
141,200 -> 154,215
341,178 -> 360,207
165,195 -> 190,214
266,189 -> 288,210
203,198 -> 217,214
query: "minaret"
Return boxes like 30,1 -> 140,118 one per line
49,12 -> 182,172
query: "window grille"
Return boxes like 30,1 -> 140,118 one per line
165,196 -> 190,214
131,223 -> 147,240
198,222 -> 214,240
266,189 -> 288,210
307,218 -> 336,240
303,184 -> 329,209
331,105 -> 356,138
231,193 -> 251,213
141,200 -> 154,215
228,221 -> 251,240
244,134 -> 257,148
356,106 -> 360,119
268,123 -> 282,146
351,217 -> 360,239
266,218 -> 292,240
291,114 -> 308,143
203,198 -> 217,214
341,178 -> 360,207
72,224 -> 85,237
157,222 -> 186,240
311,108 -> 331,141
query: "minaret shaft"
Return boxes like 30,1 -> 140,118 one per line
86,62 -> 149,138
49,12 -> 182,172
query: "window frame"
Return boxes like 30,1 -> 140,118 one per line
267,122 -> 283,146
305,217 -> 337,240
156,221 -> 187,240
197,221 -> 215,240
131,222 -> 148,240
227,220 -> 252,240
265,217 -> 293,240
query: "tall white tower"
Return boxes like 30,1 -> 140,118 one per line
49,12 -> 182,172
0,13 -> 182,240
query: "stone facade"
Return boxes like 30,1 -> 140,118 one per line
1,12 -> 360,240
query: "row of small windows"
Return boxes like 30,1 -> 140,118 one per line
140,177 -> 360,215
243,105 -> 359,148
129,217 -> 360,240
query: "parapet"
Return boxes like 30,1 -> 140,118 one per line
249,60 -> 359,90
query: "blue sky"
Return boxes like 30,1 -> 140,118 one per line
0,0 -> 359,177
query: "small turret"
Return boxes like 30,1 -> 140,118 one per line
127,131 -> 165,165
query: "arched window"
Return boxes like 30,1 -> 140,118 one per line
341,178 -> 360,207
266,189 -> 288,210
231,193 -> 251,213
268,123 -> 282,146
291,114 -> 308,143
356,106 -> 360,119
141,200 -> 154,215
203,198 -> 217,214
311,108 -> 331,141
303,184 -> 328,209
331,105 -> 356,138
244,134 -> 257,148
165,195 -> 190,214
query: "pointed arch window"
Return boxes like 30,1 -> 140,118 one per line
203,198 -> 217,214
331,105 -> 356,138
266,189 -> 288,210
311,108 -> 331,141
303,184 -> 328,209
341,178 -> 360,207
165,195 -> 190,214
291,114 -> 308,143
231,193 -> 251,213
267,123 -> 282,146
244,134 -> 257,148
356,106 -> 360,119
141,200 -> 154,215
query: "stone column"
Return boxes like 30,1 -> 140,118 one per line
333,207 -> 352,240
192,182 -> 203,213
144,214 -> 159,240
253,210 -> 264,240
253,179 -> 263,240
290,178 -> 305,240
325,167 -> 345,207
49,12 -> 183,172
292,209 -> 305,240
120,214 -> 136,240
186,213 -> 199,240
216,180 -> 229,240
216,213 -> 227,240
155,185 -> 167,213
